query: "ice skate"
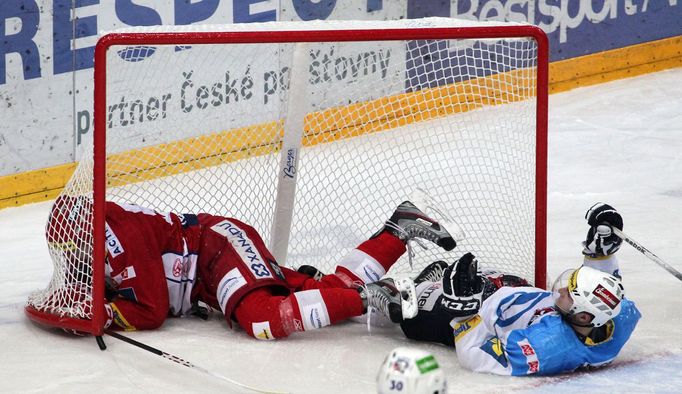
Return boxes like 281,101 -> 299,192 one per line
382,201 -> 457,251
359,278 -> 417,323
413,260 -> 449,285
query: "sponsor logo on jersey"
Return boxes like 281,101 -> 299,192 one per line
479,337 -> 508,367
172,258 -> 183,277
593,284 -> 620,309
309,308 -> 323,329
252,321 -> 275,341
112,266 -> 137,284
110,303 -> 136,331
354,258 -> 384,284
517,339 -> 540,374
452,315 -> 481,342
520,343 -> 535,356
268,259 -> 285,280
363,265 -> 381,282
162,251 -> 195,286
217,268 -> 247,314
294,291 -> 330,331
528,360 -> 539,373
104,223 -> 124,258
210,220 -> 273,279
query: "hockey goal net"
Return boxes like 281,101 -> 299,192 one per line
26,18 -> 548,335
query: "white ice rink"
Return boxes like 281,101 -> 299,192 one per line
1,68 -> 682,393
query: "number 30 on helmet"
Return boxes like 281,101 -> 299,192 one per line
376,347 -> 447,394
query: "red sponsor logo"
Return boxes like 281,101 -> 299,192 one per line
521,344 -> 535,356
593,284 -> 620,309
528,361 -> 539,373
172,258 -> 183,277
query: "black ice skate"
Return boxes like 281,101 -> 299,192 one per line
382,201 -> 457,251
359,278 -> 417,323
413,260 -> 449,285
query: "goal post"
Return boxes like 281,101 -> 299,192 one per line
26,18 -> 548,336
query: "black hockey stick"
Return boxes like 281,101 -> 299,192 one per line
612,228 -> 682,281
104,329 -> 288,393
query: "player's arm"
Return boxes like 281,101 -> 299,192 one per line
452,285 -> 558,376
581,202 -> 624,277
450,287 -> 515,375
104,226 -> 170,331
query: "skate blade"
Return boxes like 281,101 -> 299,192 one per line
408,188 -> 466,242
394,277 -> 418,320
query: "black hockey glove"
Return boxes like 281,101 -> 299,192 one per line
440,253 -> 484,315
583,202 -> 624,258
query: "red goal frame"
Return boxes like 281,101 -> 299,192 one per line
25,25 -> 548,337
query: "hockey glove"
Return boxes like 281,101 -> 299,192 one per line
583,202 -> 624,258
440,253 -> 484,315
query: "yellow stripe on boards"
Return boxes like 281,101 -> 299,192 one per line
104,121 -> 283,188
550,35 -> 682,94
0,163 -> 77,209
2,35 -> 680,210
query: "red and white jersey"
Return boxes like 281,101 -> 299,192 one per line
104,202 -> 199,330
101,201 -> 403,333
103,202 -> 289,330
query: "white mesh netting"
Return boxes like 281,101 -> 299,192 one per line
27,18 -> 545,324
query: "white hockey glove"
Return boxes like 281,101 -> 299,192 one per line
440,253 -> 484,315
582,202 -> 624,258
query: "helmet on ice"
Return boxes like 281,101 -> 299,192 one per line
376,347 -> 446,394
45,195 -> 94,276
45,195 -> 92,250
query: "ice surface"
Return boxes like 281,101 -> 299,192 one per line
1,68 -> 681,393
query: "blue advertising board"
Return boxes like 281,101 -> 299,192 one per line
408,0 -> 682,61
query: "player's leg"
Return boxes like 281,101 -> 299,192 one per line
334,200 -> 457,286
234,286 -> 365,339
235,278 -> 413,339
279,264 -> 350,290
283,231 -> 406,291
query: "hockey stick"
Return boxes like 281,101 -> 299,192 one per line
612,227 -> 682,281
104,330 -> 289,394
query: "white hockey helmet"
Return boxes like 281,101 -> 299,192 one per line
376,347 -> 447,394
551,266 -> 624,327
